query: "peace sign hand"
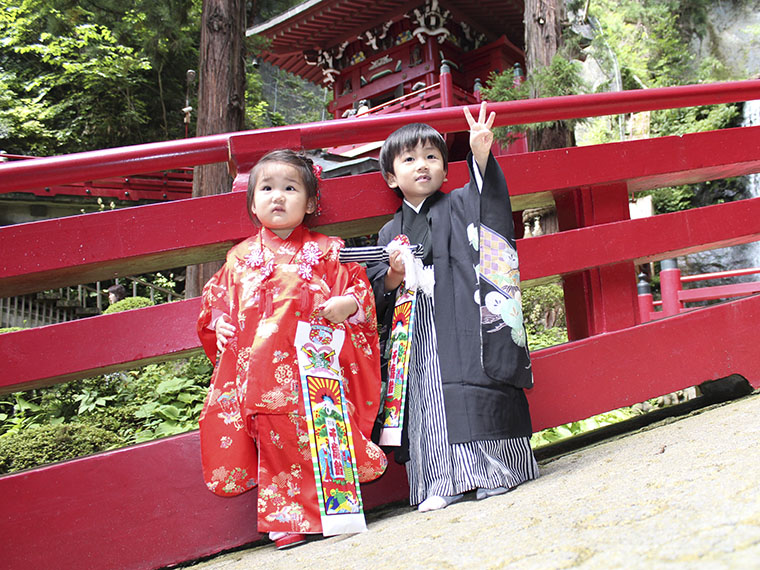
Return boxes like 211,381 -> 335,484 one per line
463,101 -> 496,175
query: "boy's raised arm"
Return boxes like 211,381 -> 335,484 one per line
463,101 -> 496,176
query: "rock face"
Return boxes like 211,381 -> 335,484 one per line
692,0 -> 760,79
682,99 -> 760,279
680,1 -> 760,279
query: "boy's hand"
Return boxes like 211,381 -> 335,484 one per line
388,249 -> 405,275
464,101 -> 496,175
384,249 -> 405,291
318,295 -> 358,324
215,314 -> 236,352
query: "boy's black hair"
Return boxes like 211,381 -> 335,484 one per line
246,149 -> 320,224
378,123 -> 449,198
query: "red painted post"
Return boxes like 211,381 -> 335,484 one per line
554,183 -> 639,338
513,62 -> 525,87
660,258 -> 683,316
473,78 -> 483,103
440,64 -> 453,108
637,272 -> 655,323
424,39 -> 437,89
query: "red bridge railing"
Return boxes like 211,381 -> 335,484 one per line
639,263 -> 760,321
2,78 -> 760,570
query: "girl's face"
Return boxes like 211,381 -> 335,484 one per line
251,162 -> 316,239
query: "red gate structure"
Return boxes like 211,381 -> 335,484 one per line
2,78 -> 760,569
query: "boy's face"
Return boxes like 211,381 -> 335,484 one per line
386,142 -> 446,206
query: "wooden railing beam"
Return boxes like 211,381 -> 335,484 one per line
4,193 -> 760,391
4,126 -> 760,298
2,80 -> 759,194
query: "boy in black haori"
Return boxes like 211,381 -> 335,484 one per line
367,103 -> 538,512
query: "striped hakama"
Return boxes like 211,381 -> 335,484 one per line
406,292 -> 539,504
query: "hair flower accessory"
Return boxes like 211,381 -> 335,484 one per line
312,163 -> 323,181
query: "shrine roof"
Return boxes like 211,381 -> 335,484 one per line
247,0 -> 525,84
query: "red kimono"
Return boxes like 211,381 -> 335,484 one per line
197,225 -> 387,534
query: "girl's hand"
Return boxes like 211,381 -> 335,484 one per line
464,101 -> 496,175
318,295 -> 358,324
215,314 -> 236,352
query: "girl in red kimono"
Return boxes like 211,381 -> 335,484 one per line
197,150 -> 387,549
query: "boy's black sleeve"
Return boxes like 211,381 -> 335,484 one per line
479,152 -> 516,238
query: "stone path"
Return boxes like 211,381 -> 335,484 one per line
188,392 -> 760,569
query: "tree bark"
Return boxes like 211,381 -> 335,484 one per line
186,0 -> 247,297
524,0 -> 573,151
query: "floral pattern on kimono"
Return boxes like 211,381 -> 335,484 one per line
197,225 -> 387,533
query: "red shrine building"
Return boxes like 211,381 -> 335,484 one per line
247,0 -> 527,158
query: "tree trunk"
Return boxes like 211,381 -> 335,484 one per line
186,0 -> 247,297
524,0 -> 573,151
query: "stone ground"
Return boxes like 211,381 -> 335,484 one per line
186,392 -> 760,569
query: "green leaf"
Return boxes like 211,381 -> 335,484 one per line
156,405 -> 181,421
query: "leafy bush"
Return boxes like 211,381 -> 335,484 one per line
0,423 -> 122,473
129,359 -> 211,443
0,355 -> 212,474
531,407 -> 638,449
0,281 -> 212,474
482,54 -> 587,145
0,327 -> 24,334
103,296 -> 154,314
523,283 -> 568,350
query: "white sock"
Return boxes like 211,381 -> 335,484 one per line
475,486 -> 509,500
418,493 -> 463,512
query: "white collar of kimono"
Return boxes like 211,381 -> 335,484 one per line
401,155 -> 483,214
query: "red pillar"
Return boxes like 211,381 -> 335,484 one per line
659,259 -> 683,316
424,39 -> 438,89
555,183 -> 640,340
440,64 -> 453,108
637,272 -> 655,323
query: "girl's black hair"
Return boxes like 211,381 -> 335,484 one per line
246,149 -> 320,224
378,123 -> 449,198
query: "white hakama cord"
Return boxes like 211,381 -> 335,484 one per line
405,292 -> 539,505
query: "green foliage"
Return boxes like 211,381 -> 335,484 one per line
246,62 -> 328,128
129,360 -> 210,443
0,355 -> 212,473
648,185 -> 695,214
523,283 -> 568,350
482,55 -> 587,143
0,423 -> 122,473
567,0 -> 743,215
531,407 -> 638,448
0,0 -> 200,155
0,327 -> 24,334
103,296 -> 154,314
0,0 -> 327,154
584,0 -> 739,141
143,271 -> 181,303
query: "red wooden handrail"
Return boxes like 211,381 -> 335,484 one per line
3,126 -> 760,299
2,79 -> 760,193
639,263 -> 760,323
680,267 -> 760,283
